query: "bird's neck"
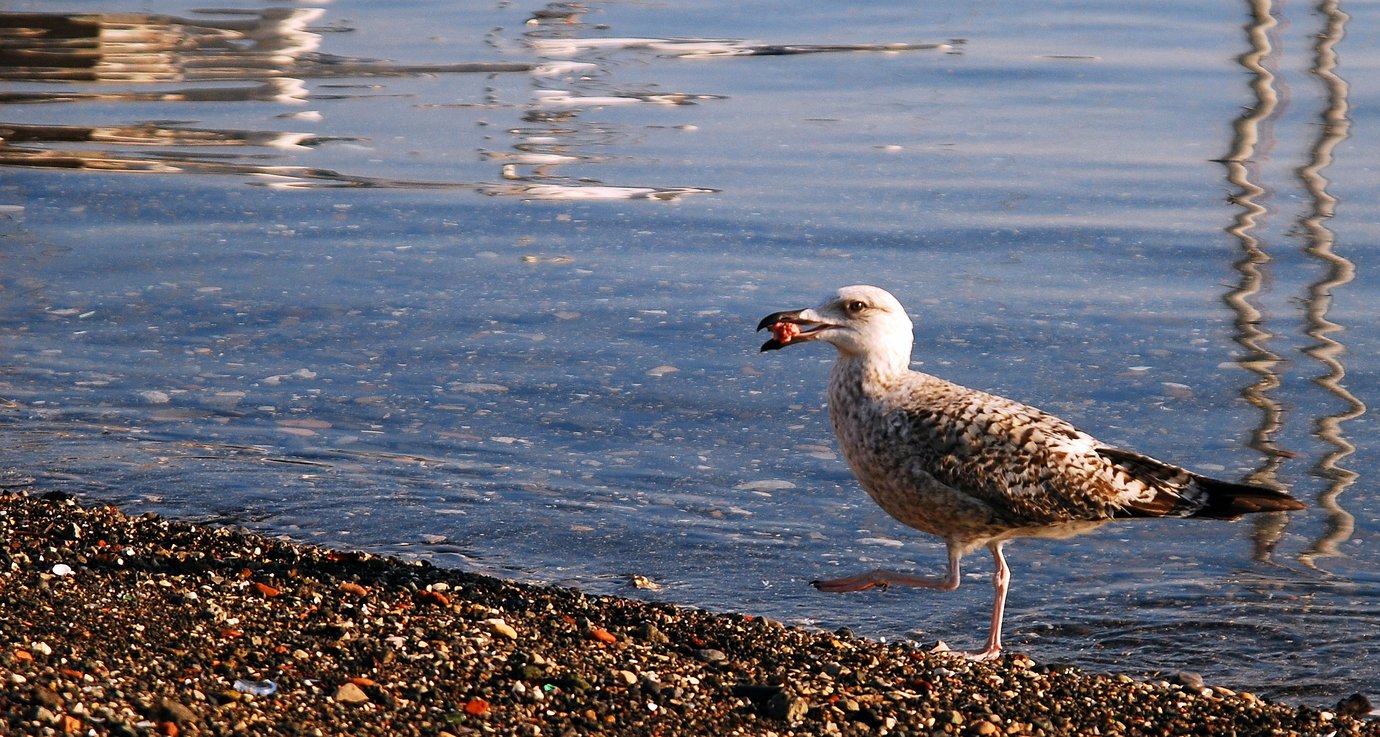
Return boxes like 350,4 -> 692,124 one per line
830,348 -> 912,393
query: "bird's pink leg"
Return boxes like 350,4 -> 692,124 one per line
812,543 -> 963,593
813,541 -> 1012,662
965,541 -> 1009,662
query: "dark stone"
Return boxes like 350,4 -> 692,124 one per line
765,690 -> 809,723
1337,693 -> 1373,718
31,685 -> 64,710
633,622 -> 669,644
156,697 -> 199,725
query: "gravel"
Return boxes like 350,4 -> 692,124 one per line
2,490 -> 1375,736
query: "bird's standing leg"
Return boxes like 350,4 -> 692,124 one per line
812,542 -> 963,592
967,541 -> 1010,662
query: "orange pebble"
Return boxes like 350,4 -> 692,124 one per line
414,590 -> 451,607
463,698 -> 490,716
253,582 -> 282,598
588,627 -> 617,644
338,582 -> 369,597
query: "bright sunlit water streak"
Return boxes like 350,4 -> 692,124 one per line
1,0 -> 1378,704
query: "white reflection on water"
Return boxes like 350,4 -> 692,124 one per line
0,8 -> 944,199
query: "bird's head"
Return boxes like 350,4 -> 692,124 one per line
757,285 -> 914,369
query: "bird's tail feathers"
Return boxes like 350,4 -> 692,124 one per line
1190,476 -> 1306,520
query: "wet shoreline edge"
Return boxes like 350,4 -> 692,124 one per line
2,491 -> 1374,737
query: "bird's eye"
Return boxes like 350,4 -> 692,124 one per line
846,300 -> 867,313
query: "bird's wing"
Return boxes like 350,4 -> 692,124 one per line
892,383 -> 1196,524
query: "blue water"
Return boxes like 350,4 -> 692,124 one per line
2,0 -> 1378,703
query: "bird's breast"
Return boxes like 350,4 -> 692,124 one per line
826,376 -> 1003,540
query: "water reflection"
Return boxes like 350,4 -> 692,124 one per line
0,8 -> 704,198
0,9 -> 325,84
1221,0 -> 1361,566
1221,0 -> 1287,499
1296,0 -> 1361,570
0,6 -> 945,199
503,3 -> 949,199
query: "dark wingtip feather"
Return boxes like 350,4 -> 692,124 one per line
1192,476 -> 1306,519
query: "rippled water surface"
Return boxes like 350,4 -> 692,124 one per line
3,0 -> 1379,703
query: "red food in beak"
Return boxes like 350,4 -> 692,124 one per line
771,321 -> 801,345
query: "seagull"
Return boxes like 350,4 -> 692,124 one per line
756,285 -> 1306,660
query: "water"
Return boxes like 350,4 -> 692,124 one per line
2,0 -> 1378,703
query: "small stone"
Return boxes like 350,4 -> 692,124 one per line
1172,672 -> 1204,690
627,574 -> 660,590
253,582 -> 282,598
974,720 -> 999,736
485,618 -> 518,640
696,648 -> 727,663
588,627 -> 618,644
338,582 -> 369,597
560,674 -> 593,692
156,698 -> 198,725
766,690 -> 809,723
414,590 -> 450,607
634,623 -> 669,644
463,698 -> 489,716
1337,693 -> 1374,718
32,685 -> 64,710
333,682 -> 369,704
615,670 -> 637,685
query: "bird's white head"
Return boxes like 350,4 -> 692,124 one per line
757,285 -> 914,372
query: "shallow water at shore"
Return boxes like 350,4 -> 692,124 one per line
2,0 -> 1379,701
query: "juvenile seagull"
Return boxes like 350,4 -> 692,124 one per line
757,285 -> 1306,660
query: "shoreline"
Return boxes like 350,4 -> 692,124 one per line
2,491 -> 1375,737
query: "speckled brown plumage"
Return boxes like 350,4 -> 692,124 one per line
758,285 -> 1306,660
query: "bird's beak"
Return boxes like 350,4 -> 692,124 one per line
756,308 -> 831,352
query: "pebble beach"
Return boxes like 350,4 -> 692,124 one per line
2,491 -> 1375,737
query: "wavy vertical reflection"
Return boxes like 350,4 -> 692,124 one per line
1296,0 -> 1360,570
1219,0 -> 1292,561
1221,0 -> 1287,477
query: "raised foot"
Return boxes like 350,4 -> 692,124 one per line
811,567 -> 959,593
812,570 -> 890,592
